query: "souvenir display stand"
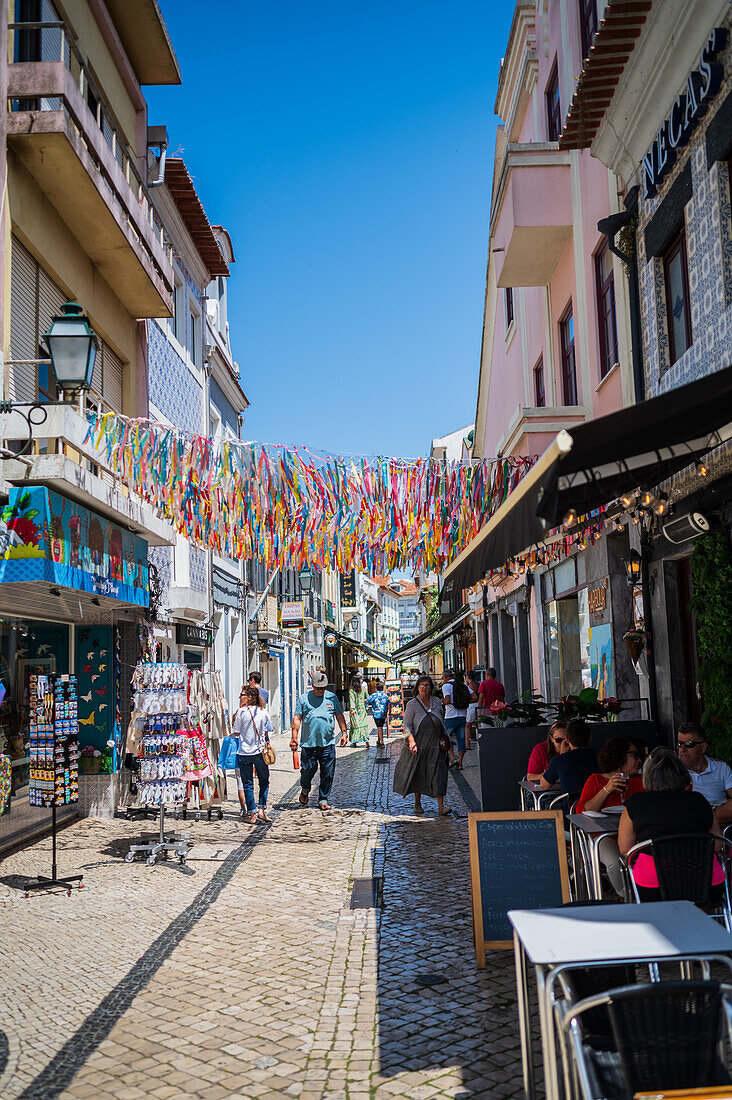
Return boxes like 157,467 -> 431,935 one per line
183,670 -> 227,821
124,663 -> 191,866
26,674 -> 83,895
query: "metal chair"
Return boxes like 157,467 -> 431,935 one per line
548,792 -> 582,899
624,833 -> 732,930
561,980 -> 732,1100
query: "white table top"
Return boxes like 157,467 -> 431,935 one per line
508,900 -> 732,965
519,779 -> 560,792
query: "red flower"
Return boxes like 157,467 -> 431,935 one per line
8,516 -> 40,547
489,700 -> 506,715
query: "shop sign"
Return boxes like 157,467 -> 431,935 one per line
644,27 -> 727,198
258,595 -> 278,633
212,566 -> 241,610
281,600 -> 305,629
175,623 -> 213,648
588,583 -> 607,614
0,487 -> 148,606
340,570 -> 357,608
324,631 -> 338,648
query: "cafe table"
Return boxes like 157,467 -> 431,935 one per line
519,778 -> 561,810
508,900 -> 732,1100
568,809 -> 621,899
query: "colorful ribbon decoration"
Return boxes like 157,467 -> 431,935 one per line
85,412 -> 536,573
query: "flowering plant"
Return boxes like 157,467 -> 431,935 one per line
81,745 -> 101,757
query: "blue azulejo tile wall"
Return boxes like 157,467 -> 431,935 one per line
637,34 -> 732,398
148,320 -> 203,434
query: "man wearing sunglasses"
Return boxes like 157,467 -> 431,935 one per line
677,721 -> 732,825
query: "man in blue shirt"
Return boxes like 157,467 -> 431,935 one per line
540,719 -> 597,796
290,669 -> 347,812
366,680 -> 390,749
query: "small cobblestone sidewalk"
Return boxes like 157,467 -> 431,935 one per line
0,733 -> 539,1100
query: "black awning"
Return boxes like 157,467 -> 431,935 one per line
442,364 -> 732,595
330,629 -> 392,665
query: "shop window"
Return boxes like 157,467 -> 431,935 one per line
534,357 -> 545,407
560,304 -> 578,405
579,0 -> 598,61
663,227 -> 692,365
505,287 -> 514,331
546,64 -> 562,142
595,239 -> 618,379
546,589 -> 595,699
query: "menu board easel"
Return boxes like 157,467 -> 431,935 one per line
384,679 -> 404,735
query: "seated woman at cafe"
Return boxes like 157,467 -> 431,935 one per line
526,722 -> 568,782
575,737 -> 644,812
618,747 -> 725,903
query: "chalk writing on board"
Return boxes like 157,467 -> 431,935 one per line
475,817 -> 566,942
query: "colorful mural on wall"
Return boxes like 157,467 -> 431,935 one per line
589,623 -> 615,701
0,488 -> 149,606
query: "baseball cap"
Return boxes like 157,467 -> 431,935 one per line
311,670 -> 328,689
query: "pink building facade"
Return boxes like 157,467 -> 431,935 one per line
469,0 -> 643,713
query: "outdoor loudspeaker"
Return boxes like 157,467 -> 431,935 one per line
661,511 -> 710,544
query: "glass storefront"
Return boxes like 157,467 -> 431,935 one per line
0,616 -> 71,800
546,589 -> 591,698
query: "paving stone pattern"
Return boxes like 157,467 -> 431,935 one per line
0,732 -> 540,1099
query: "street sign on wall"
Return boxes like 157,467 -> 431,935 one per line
258,595 -> 279,633
281,600 -> 305,629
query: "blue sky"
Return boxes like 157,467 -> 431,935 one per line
147,2 -> 512,458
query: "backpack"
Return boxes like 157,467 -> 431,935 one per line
451,679 -> 471,709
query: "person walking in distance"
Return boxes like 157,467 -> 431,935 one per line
442,669 -> 468,769
366,679 -> 390,749
465,669 -> 480,752
248,670 -> 269,706
478,667 -> 505,711
290,669 -> 348,812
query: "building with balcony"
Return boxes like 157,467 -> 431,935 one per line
0,0 -> 179,848
145,154 -> 232,696
205,224 -> 250,718
471,0 -> 639,708
559,0 -> 732,740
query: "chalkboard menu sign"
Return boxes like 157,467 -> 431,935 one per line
384,679 -> 404,734
468,811 -> 570,964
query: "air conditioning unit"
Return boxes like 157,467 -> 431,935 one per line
661,512 -> 710,545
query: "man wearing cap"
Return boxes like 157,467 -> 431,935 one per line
290,669 -> 348,812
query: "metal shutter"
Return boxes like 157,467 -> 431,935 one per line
9,238 -> 37,402
102,342 -> 124,411
37,264 -> 65,353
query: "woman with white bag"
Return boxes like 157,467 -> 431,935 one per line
234,684 -> 275,824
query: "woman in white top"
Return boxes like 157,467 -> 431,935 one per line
234,684 -> 274,824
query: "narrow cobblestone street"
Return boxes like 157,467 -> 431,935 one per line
0,732 -> 537,1100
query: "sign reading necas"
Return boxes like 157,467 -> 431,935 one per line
280,600 -> 305,629
644,28 -> 727,198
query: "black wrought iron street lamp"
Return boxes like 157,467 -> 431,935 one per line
624,549 -> 643,586
1,301 -> 98,456
44,302 -> 97,392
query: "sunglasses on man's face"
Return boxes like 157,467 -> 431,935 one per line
677,739 -> 705,748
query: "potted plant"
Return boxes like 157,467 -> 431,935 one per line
79,745 -> 102,774
623,627 -> 647,664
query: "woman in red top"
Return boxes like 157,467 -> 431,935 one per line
576,737 -> 644,898
576,738 -> 644,812
526,722 -> 568,781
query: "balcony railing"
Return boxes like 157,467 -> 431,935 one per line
7,19 -> 172,307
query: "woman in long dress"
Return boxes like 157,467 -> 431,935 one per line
393,674 -> 450,816
348,675 -> 370,745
